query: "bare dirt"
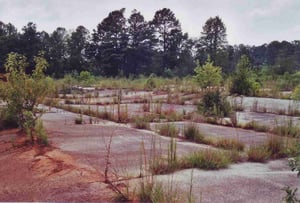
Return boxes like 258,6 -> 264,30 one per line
0,129 -> 114,202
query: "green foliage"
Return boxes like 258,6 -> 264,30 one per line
0,107 -> 18,130
230,55 -> 260,96
292,85 -> 300,100
247,136 -> 298,162
200,16 -> 227,62
194,58 -> 222,88
35,119 -> 48,145
282,143 -> 300,203
184,150 -> 232,170
0,53 -> 54,143
138,180 -> 182,203
78,71 -> 95,86
198,90 -> 231,117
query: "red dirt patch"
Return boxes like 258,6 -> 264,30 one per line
0,134 -> 116,202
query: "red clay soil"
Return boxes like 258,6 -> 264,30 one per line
0,130 -> 115,202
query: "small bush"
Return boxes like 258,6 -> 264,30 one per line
184,150 -> 232,170
158,123 -> 179,137
247,145 -> 271,162
198,90 -> 231,117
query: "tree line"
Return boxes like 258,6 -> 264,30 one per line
0,8 -> 299,78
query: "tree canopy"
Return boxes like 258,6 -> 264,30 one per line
0,10 -> 299,78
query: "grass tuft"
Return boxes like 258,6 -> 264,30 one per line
184,150 -> 232,170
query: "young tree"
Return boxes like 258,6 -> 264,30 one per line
230,55 -> 259,96
194,57 -> 222,89
0,52 -> 54,143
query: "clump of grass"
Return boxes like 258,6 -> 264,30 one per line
132,117 -> 150,129
266,136 -> 286,159
213,138 -> 245,151
137,180 -> 183,203
183,123 -> 205,143
241,121 -> 269,132
247,145 -> 271,162
162,108 -> 184,122
228,150 -> 245,163
247,136 -> 298,162
158,123 -> 179,137
184,150 -> 232,170
117,105 -> 130,123
272,119 -> 300,137
35,119 -> 48,145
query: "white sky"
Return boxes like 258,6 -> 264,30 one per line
0,0 -> 299,45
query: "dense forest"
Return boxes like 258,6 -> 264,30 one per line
0,8 -> 299,78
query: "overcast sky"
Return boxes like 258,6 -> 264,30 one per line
0,0 -> 299,45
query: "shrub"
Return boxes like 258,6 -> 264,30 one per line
193,57 -> 222,88
184,150 -> 232,170
198,90 -> 231,117
1,53 -> 54,144
230,55 -> 260,96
